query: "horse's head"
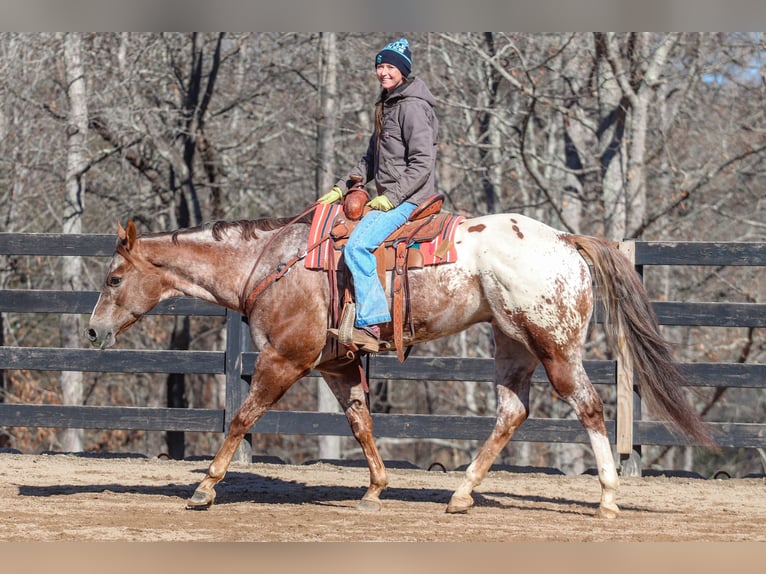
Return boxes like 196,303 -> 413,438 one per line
86,220 -> 165,349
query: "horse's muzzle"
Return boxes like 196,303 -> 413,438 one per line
84,327 -> 113,349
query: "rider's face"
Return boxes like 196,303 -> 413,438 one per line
376,63 -> 404,91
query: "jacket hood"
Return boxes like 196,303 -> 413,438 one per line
378,77 -> 436,107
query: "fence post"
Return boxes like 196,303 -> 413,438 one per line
225,309 -> 252,463
617,240 -> 642,476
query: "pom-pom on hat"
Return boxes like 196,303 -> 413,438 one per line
375,38 -> 412,77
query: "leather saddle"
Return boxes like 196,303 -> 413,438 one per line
330,188 -> 453,274
308,186 -> 463,361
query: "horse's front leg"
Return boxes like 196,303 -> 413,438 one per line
186,392 -> 267,509
321,362 -> 388,511
187,347 -> 303,509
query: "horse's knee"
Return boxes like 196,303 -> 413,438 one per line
346,400 -> 373,436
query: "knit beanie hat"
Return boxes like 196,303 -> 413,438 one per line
375,38 -> 412,77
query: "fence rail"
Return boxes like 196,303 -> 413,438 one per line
1,233 -> 765,473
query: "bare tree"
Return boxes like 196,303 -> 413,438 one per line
59,32 -> 89,452
315,32 -> 341,460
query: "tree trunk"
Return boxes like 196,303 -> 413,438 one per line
599,32 -> 679,239
60,32 -> 88,452
477,33 -> 500,213
315,32 -> 342,460
0,61 -> 6,407
166,317 -> 190,459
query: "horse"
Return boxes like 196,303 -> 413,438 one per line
86,211 -> 714,518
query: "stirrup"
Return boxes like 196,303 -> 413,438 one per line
328,301 -> 391,354
352,326 -> 380,354
327,326 -> 380,354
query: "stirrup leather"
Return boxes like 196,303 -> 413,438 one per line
337,302 -> 356,346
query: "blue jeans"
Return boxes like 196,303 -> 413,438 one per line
344,201 -> 417,327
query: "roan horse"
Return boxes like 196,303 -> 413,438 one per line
86,211 -> 714,518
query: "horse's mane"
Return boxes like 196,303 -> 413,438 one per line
156,214 -> 313,244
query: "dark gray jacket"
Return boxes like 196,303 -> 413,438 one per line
336,77 -> 438,208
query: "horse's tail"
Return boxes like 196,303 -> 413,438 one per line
569,234 -> 716,448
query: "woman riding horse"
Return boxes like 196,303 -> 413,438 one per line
318,38 -> 439,353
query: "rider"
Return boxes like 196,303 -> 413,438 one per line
318,37 -> 439,353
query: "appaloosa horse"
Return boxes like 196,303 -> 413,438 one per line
86,211 -> 713,518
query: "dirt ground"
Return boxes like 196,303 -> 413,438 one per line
1,451 -> 764,542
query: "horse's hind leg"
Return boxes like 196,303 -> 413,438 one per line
187,346 -> 304,509
543,356 -> 620,518
447,332 -> 537,514
321,359 -> 388,511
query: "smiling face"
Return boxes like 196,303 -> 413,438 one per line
376,62 -> 404,91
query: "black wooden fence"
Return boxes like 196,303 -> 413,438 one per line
0,232 -> 764,473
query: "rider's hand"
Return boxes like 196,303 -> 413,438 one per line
318,186 -> 343,205
367,195 -> 394,211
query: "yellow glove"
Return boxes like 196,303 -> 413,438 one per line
318,186 -> 343,204
367,195 -> 394,211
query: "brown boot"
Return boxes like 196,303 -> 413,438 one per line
352,325 -> 380,353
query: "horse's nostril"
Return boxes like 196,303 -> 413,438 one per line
86,328 -> 97,342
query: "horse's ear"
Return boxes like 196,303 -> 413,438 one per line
117,220 -> 127,241
116,220 -> 137,251
125,220 -> 137,250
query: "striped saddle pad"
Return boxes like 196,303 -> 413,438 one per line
304,203 -> 464,271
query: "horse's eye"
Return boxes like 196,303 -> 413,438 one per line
107,276 -> 122,287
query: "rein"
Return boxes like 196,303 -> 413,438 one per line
241,201 -> 327,316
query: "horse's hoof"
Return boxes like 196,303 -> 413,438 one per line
594,504 -> 620,519
356,497 -> 382,512
186,488 -> 215,510
446,494 -> 474,514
